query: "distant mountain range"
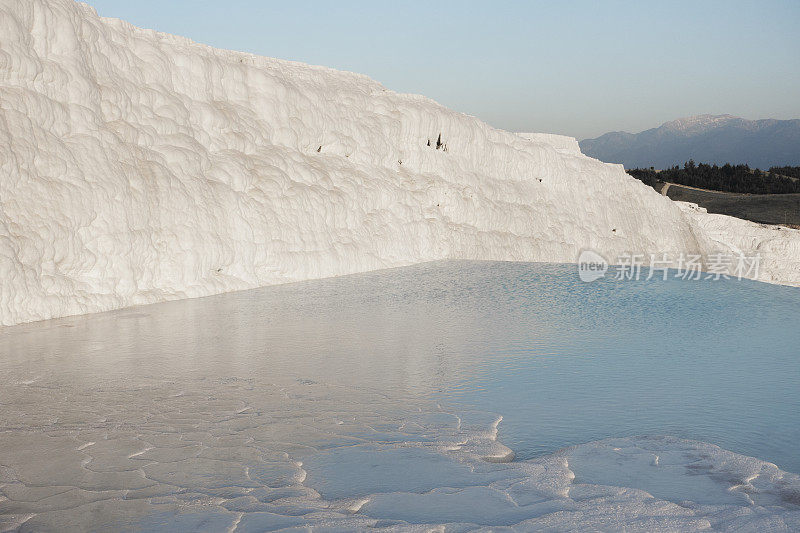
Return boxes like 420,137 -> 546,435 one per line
579,115 -> 800,170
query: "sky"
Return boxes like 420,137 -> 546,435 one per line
85,0 -> 800,140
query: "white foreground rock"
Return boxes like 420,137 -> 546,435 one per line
0,0 -> 797,326
677,202 -> 800,287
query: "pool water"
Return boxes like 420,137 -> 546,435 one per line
422,262 -> 800,471
1,261 -> 798,531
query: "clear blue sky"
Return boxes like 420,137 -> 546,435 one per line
85,0 -> 800,140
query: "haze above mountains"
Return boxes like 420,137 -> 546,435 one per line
579,115 -> 800,170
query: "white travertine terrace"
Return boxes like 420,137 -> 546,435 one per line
1,0 -> 798,326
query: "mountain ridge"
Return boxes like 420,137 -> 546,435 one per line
580,114 -> 800,170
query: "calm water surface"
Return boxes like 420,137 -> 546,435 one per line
1,261 -> 799,530
4,261 -> 799,471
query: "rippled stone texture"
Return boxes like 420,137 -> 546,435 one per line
3,0 -> 799,326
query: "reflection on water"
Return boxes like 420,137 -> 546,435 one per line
1,261 -> 799,530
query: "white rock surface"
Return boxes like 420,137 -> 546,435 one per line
678,202 -> 800,286
516,132 -> 582,155
0,0 -> 797,326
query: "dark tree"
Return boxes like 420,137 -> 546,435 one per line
770,166 -> 800,180
627,163 -> 800,194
